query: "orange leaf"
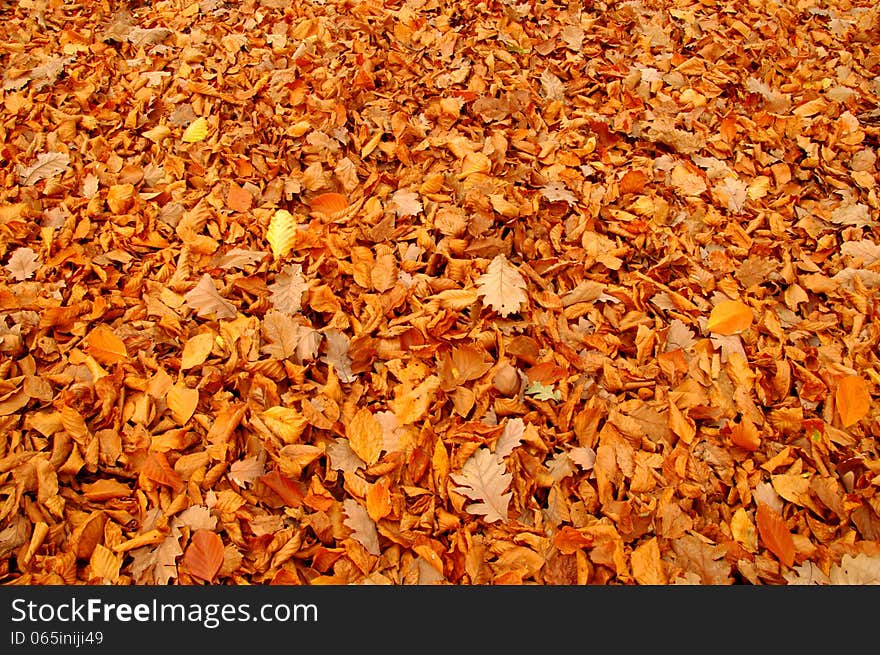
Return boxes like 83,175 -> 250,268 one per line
308,192 -> 348,217
226,183 -> 253,212
525,361 -> 566,385
347,407 -> 383,466
86,324 -> 128,365
366,478 -> 391,522
552,526 -> 592,555
706,300 -> 753,335
183,530 -> 223,582
836,374 -> 871,428
141,452 -> 184,493
619,169 -> 647,195
728,416 -> 761,451
755,503 -> 795,568
258,470 -> 304,507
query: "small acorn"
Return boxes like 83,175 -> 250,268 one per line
492,363 -> 521,395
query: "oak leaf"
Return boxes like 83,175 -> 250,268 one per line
450,447 -> 512,524
343,499 -> 381,555
476,254 -> 528,317
228,456 -> 265,487
4,247 -> 40,281
389,188 -> 422,218
828,553 -> 880,585
321,329 -> 355,383
18,151 -> 70,185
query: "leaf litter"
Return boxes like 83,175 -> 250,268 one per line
0,0 -> 878,586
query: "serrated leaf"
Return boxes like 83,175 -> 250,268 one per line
181,116 -> 209,143
525,381 -> 561,401
327,438 -> 366,473
228,456 -> 265,487
476,254 -> 528,318
269,264 -> 307,314
267,209 -> 298,259
706,300 -> 753,335
216,248 -> 266,270
450,447 -> 512,524
18,151 -> 70,185
343,499 -> 381,555
261,311 -> 300,360
4,247 -> 40,281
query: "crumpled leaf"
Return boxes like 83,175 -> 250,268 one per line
18,151 -> 70,185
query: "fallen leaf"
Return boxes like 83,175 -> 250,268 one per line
706,300 -> 753,335
836,375 -> 871,428
756,502 -> 795,568
181,116 -> 209,143
85,324 -> 128,365
4,247 -> 40,281
182,530 -> 223,581
477,254 -> 528,318
450,447 -> 512,524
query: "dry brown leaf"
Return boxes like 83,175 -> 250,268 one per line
476,254 -> 528,318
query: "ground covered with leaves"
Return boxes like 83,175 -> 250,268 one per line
1,0 -> 879,585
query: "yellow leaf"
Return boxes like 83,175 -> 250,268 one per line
167,383 -> 199,425
730,507 -> 757,552
181,116 -> 209,143
262,406 -> 308,444
347,407 -> 383,465
266,209 -> 298,259
631,537 -> 667,585
836,374 -> 871,428
85,324 -> 128,365
180,332 -> 215,370
706,300 -> 753,335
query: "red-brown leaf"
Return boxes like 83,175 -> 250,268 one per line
183,530 -> 223,582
